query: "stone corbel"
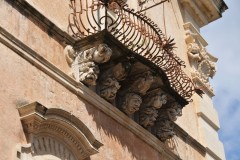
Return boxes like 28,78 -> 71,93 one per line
64,44 -> 112,86
155,102 -> 182,141
120,71 -> 154,116
98,61 -> 132,102
121,93 -> 142,116
129,71 -> 154,96
166,102 -> 182,121
139,90 -> 167,128
140,107 -> 158,128
156,114 -> 175,142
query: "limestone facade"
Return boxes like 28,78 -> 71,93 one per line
0,0 -> 227,159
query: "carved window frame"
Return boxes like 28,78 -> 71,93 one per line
17,102 -> 103,160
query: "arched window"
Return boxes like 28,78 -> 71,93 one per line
17,102 -> 103,160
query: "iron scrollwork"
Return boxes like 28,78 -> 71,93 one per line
68,0 -> 196,101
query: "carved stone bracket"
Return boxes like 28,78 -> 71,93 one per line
120,71 -> 154,116
140,107 -> 158,128
17,102 -> 103,160
129,71 -> 154,96
64,44 -> 112,86
156,118 -> 175,142
155,102 -> 182,142
121,93 -> 142,116
139,90 -> 168,128
98,61 -> 132,102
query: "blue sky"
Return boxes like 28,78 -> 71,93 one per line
201,0 -> 240,159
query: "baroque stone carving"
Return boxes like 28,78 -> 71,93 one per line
129,71 -> 154,95
155,102 -> 182,141
167,102 -> 182,121
121,93 -> 142,116
185,22 -> 217,96
188,44 -> 217,94
156,118 -> 175,142
139,92 -> 168,128
187,40 -> 201,63
99,77 -> 121,101
144,93 -> 167,109
140,107 -> 158,128
98,61 -> 132,102
64,44 -> 112,86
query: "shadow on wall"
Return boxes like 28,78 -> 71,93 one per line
82,96 -> 168,160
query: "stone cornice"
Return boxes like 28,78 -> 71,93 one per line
183,22 -> 208,47
174,124 -> 206,155
180,0 -> 228,27
8,0 -> 75,46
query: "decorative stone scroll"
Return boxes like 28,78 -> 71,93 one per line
187,42 -> 217,95
64,44 -> 112,86
17,102 -> 103,160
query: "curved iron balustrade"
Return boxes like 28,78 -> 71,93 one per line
68,0 -> 196,100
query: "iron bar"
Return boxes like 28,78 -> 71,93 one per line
139,0 -> 169,13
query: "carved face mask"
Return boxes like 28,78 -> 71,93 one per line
127,95 -> 142,113
93,44 -> 112,63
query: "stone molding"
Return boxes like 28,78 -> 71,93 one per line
17,102 -> 103,160
180,0 -> 227,27
6,0 -> 75,46
184,22 -> 217,97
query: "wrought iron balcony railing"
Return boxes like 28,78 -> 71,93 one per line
68,0 -> 196,101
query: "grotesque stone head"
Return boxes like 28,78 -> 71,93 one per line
112,61 -> 132,81
146,93 -> 167,109
122,93 -> 142,115
167,102 -> 182,121
156,119 -> 175,142
78,62 -> 99,86
140,107 -> 158,128
92,44 -> 112,64
100,77 -> 121,101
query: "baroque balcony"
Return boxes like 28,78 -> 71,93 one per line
65,0 -> 199,142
